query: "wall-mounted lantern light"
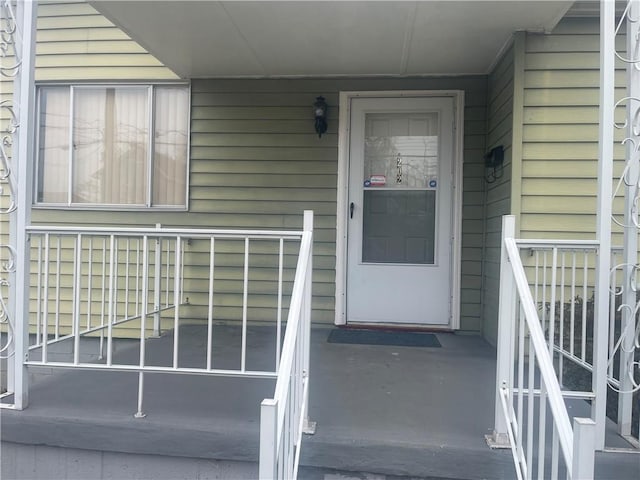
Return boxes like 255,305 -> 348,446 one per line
313,96 -> 328,138
484,145 -> 504,183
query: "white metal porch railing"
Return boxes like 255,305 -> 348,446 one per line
25,225 -> 184,374
1,211 -> 315,479
513,240 -> 622,398
494,216 -> 596,480
259,211 -> 315,480
512,238 -> 640,443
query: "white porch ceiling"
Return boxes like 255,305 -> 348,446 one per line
90,1 -> 574,78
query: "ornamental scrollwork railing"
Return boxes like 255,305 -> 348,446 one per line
0,0 -> 20,78
0,99 -> 18,215
610,0 -> 640,402
0,0 -> 19,362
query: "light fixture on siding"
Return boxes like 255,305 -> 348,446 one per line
313,96 -> 328,138
484,145 -> 505,184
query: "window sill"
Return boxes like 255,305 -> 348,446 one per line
32,204 -> 189,213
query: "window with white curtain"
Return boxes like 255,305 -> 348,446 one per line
36,84 -> 189,208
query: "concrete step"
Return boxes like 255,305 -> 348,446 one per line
1,442 -> 471,480
3,440 -> 637,480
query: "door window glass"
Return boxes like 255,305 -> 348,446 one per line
362,190 -> 436,263
363,113 -> 439,189
361,112 -> 440,264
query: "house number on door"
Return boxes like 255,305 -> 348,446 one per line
396,153 -> 403,184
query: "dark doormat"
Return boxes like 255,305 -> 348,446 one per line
327,329 -> 441,348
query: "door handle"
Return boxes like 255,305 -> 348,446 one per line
350,202 -> 355,219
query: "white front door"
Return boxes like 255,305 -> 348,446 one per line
346,95 -> 456,326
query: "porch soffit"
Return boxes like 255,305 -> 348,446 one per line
88,1 -> 574,78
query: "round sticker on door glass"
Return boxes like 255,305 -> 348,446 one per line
364,179 -> 371,187
429,179 -> 437,188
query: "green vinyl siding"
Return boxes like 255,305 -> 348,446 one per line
34,0 -> 177,81
481,41 -> 516,346
520,16 -> 626,240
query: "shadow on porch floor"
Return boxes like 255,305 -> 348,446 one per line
1,325 -> 638,479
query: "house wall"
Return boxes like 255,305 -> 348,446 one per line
519,16 -> 626,240
26,77 -> 487,334
481,40 -> 516,346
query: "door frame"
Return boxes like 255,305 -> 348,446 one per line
335,90 -> 464,329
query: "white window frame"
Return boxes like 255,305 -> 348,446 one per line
33,82 -> 191,211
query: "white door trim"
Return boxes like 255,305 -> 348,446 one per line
334,90 -> 464,329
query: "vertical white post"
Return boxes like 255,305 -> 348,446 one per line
99,238 -> 106,359
516,306 -> 525,460
35,239 -> 41,342
165,242 -> 170,307
259,398 -> 278,480
548,248 -> 558,360
153,224 -> 162,336
593,0 -> 615,451
276,238 -> 284,371
124,239 -> 130,319
491,215 -> 516,445
134,372 -> 146,419
41,234 -> 49,363
206,236 -> 214,371
618,0 -> 639,438
172,237 -> 181,369
106,235 -> 115,366
571,417 -> 595,480
113,238 -> 119,322
72,235 -> 82,365
135,235 -> 149,418
301,210 -> 315,434
559,252 -> 566,386
241,237 -> 249,372
54,237 -> 60,339
8,0 -> 37,410
240,237 -> 249,372
134,238 -> 140,315
87,238 -> 93,331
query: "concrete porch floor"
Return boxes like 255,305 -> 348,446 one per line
1,325 -> 638,479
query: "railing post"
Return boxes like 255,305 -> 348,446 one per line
260,398 -> 278,480
618,0 -> 640,439
7,0 -> 37,410
172,236 -> 182,369
153,224 -> 162,337
571,417 -> 595,480
490,215 -> 517,447
301,210 -> 316,435
593,0 -> 616,451
135,235 -> 150,418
